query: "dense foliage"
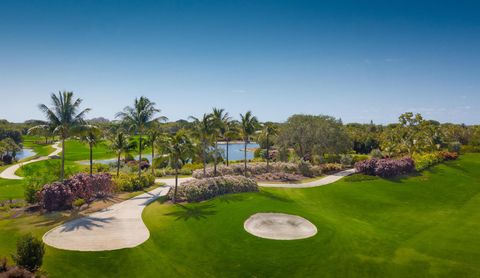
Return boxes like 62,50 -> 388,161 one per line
354,157 -> 415,178
12,234 -> 45,272
112,173 -> 155,192
412,151 -> 458,171
37,173 -> 113,211
193,162 -> 325,178
170,175 -> 258,202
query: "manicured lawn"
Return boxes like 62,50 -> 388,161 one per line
0,154 -> 479,277
0,179 -> 24,201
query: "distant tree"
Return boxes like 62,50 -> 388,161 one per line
211,108 -> 231,176
31,91 -> 90,180
259,122 -> 278,170
240,111 -> 259,176
223,120 -> 240,166
277,114 -> 351,160
80,125 -> 101,176
146,127 -> 163,175
160,130 -> 194,203
108,130 -> 136,176
189,114 -> 215,177
116,96 -> 166,177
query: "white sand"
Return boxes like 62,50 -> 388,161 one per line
244,213 -> 317,240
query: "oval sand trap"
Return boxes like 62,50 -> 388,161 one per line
244,213 -> 317,240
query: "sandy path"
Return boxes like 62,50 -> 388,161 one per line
0,142 -> 62,180
258,168 -> 356,188
43,177 -> 193,251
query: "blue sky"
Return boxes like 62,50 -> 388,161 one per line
1,0 -> 479,124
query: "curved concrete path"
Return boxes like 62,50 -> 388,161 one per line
43,177 -> 193,251
0,142 -> 62,180
258,168 -> 356,188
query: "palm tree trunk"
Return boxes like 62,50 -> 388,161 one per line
203,140 -> 207,177
226,140 -> 229,166
61,138 -> 65,181
138,134 -> 143,177
89,143 -> 93,177
151,143 -> 155,175
173,166 -> 178,203
266,134 -> 270,171
214,140 -> 218,176
117,153 -> 121,177
244,139 -> 247,176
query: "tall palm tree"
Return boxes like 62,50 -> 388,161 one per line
32,91 -> 90,180
260,122 -> 278,170
116,96 -> 166,177
189,113 -> 214,177
109,130 -> 136,177
161,130 -> 194,203
211,108 -> 231,176
80,125 -> 101,176
240,111 -> 259,176
223,120 -> 239,166
146,128 -> 163,175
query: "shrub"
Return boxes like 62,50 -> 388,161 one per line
320,163 -> 343,173
192,162 -> 325,179
37,182 -> 74,211
351,154 -> 370,163
154,167 -> 193,177
113,174 -> 156,192
171,175 -> 258,202
12,234 -> 45,272
72,198 -> 86,208
355,157 -> 415,178
340,154 -> 354,166
298,160 -> 314,177
24,183 -> 41,204
448,142 -> 461,153
412,152 -> 443,171
461,145 -> 480,153
440,151 -> 458,161
370,149 -> 383,158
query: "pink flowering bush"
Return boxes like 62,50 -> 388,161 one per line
355,157 -> 415,178
37,182 -> 74,211
170,175 -> 258,202
37,173 -> 113,211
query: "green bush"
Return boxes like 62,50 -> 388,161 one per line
72,198 -> 86,208
23,183 -> 40,204
298,160 -> 314,177
351,154 -> 370,163
412,152 -> 443,171
12,234 -> 45,272
461,145 -> 480,153
113,174 -> 156,192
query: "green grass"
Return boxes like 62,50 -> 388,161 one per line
63,140 -> 113,161
0,179 -> 25,201
0,154 -> 479,277
22,135 -> 55,157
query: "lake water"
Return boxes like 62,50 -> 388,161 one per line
77,142 -> 259,165
15,148 -> 36,160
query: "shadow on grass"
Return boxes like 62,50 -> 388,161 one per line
164,203 -> 217,221
387,172 -> 422,184
258,190 -> 293,203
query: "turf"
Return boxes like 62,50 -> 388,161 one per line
0,154 -> 478,277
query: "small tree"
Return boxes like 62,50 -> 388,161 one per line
80,125 -> 101,176
12,234 -> 45,272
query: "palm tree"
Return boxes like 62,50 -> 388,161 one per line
161,130 -> 194,203
189,114 -> 214,177
146,128 -> 163,175
223,120 -> 239,166
260,122 -> 278,170
240,111 -> 259,176
211,108 -> 231,176
32,91 -> 90,180
109,130 -> 136,177
116,96 -> 166,177
80,125 -> 101,176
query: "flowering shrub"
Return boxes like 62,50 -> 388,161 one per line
413,151 -> 458,171
355,157 -> 415,178
37,182 -> 74,211
192,162 -> 324,179
37,173 -> 113,211
255,172 -> 304,182
170,175 -> 258,202
440,151 -> 458,161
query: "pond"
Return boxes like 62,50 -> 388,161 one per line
15,148 -> 36,160
77,142 -> 259,165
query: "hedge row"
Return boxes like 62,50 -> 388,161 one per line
354,157 -> 415,178
170,175 -> 258,202
412,151 -> 458,171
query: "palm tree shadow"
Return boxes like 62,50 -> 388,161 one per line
60,216 -> 115,232
164,204 -> 217,221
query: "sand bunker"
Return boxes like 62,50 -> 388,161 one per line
244,213 -> 317,240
